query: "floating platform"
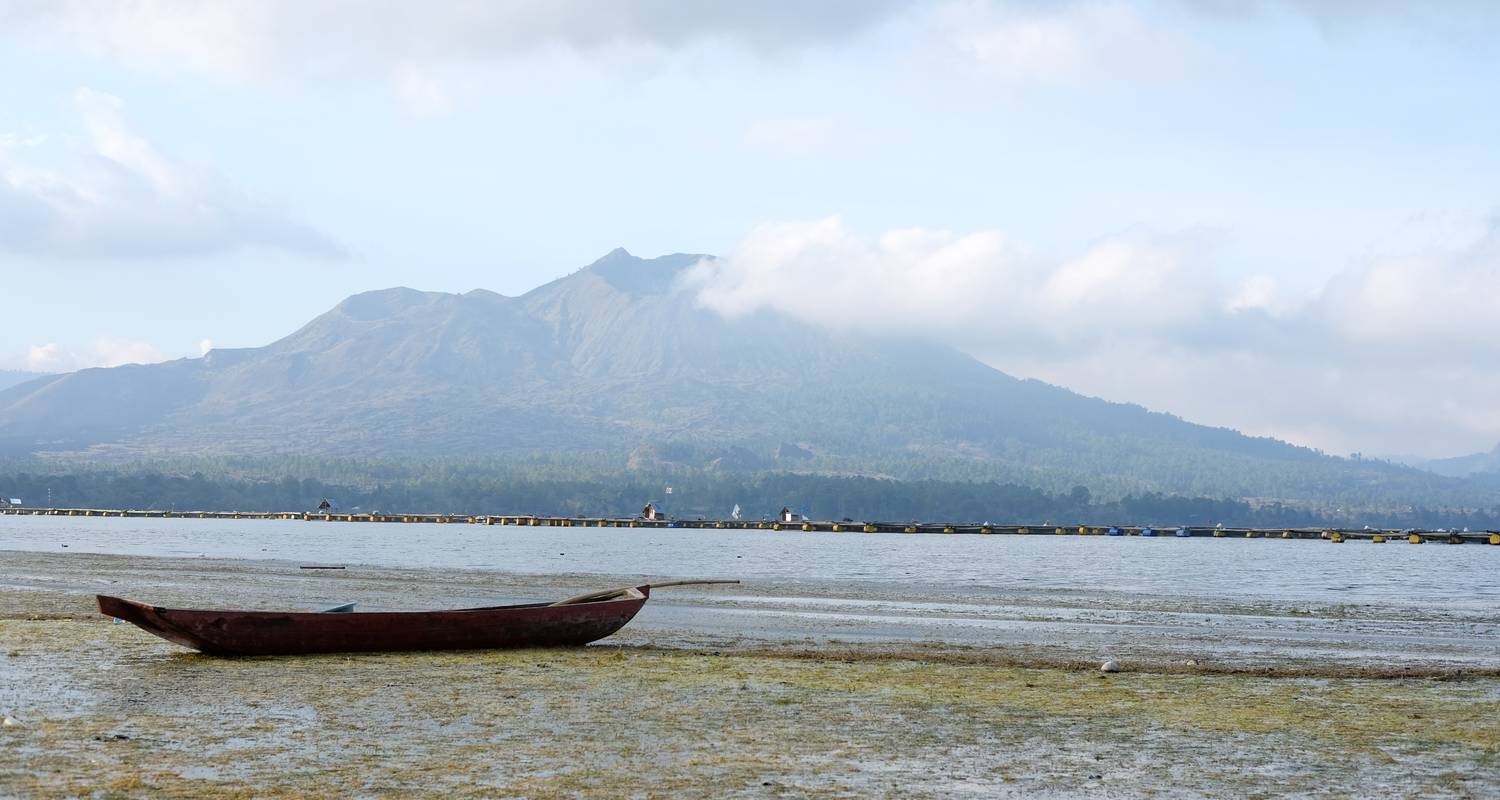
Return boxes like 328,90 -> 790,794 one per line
2,506 -> 1497,544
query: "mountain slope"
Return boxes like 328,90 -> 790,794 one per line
1421,443 -> 1500,478
0,249 -> 1475,504
0,370 -> 47,392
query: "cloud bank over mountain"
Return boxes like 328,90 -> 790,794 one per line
685,217 -> 1500,457
23,339 -> 165,373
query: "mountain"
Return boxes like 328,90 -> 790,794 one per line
0,371 -> 46,392
0,249 -> 1478,505
1420,443 -> 1500,478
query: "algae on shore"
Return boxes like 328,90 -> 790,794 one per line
2,617 -> 1497,799
3,550 -> 1498,797
7,549 -> 1500,678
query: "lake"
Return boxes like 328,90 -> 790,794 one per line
3,514 -> 1497,611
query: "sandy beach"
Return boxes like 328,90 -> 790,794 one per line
2,551 -> 1497,798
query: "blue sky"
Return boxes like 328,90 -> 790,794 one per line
2,1 -> 1498,458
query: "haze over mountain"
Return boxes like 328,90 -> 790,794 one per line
0,250 -> 1479,506
1419,443 -> 1500,479
0,371 -> 47,393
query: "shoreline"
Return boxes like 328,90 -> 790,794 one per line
4,549 -> 1498,678
3,550 -> 1498,796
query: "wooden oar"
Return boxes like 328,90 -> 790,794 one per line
549,579 -> 740,607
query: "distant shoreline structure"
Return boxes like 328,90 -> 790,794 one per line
5,506 -> 1498,545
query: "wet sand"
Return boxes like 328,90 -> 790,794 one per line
2,551 -> 1498,797
5,550 -> 1497,675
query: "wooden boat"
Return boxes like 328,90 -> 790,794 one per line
96,580 -> 736,656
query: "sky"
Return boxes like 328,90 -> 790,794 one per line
1,0 -> 1498,460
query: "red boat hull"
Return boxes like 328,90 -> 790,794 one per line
97,589 -> 650,656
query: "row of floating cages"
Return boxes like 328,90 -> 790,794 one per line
3,507 -> 1497,543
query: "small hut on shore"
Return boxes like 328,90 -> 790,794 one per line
642,502 -> 661,521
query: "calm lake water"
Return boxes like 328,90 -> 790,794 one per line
3,515 -> 1498,612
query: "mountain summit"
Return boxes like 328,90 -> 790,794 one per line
0,250 -> 1465,503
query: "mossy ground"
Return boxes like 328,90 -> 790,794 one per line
2,617 -> 1497,798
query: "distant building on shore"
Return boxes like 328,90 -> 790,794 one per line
0,497 -> 20,508
642,502 -> 661,520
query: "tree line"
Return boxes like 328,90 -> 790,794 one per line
2,468 -> 1496,529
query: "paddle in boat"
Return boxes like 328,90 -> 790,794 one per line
96,580 -> 737,656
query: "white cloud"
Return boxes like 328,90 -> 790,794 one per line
391,63 -> 456,118
683,216 -> 1209,346
92,338 -> 168,368
4,0 -> 275,80
1225,273 -> 1279,313
23,343 -> 62,372
1182,0 -> 1500,40
24,338 -> 167,371
935,1 -> 1500,89
743,118 -> 835,156
198,338 -> 215,356
687,216 -> 1500,458
0,1 -> 902,79
1039,234 -> 1214,329
0,88 -> 344,260
6,1 -> 1496,105
0,2 -> 902,117
939,0 -> 1199,86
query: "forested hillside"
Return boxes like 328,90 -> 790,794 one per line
2,465 -> 1495,529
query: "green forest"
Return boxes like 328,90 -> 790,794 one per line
2,461 -> 1496,529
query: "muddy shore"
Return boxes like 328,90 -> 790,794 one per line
2,551 -> 1498,797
